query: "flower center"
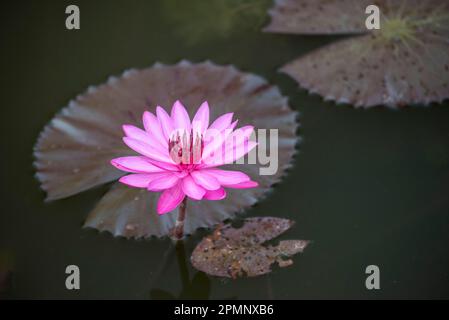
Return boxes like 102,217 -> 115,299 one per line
168,129 -> 204,166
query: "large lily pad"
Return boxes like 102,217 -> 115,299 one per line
34,61 -> 298,238
264,0 -> 449,108
264,0 -> 371,34
191,217 -> 309,278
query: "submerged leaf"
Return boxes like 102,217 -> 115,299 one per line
34,61 -> 298,239
163,0 -> 268,45
191,217 -> 309,278
265,0 -> 449,108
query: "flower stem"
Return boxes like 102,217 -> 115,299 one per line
173,198 -> 187,241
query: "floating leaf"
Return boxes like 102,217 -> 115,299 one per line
34,61 -> 298,239
264,0 -> 371,34
264,0 -> 449,108
191,217 -> 309,278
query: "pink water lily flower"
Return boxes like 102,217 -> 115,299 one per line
111,101 -> 258,215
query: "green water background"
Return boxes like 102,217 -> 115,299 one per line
0,0 -> 448,299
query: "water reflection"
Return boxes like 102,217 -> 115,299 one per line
150,241 -> 210,300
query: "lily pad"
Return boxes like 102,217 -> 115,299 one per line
264,0 -> 371,34
191,217 -> 309,278
264,0 -> 449,108
34,61 -> 298,239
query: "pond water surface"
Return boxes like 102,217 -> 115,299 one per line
1,0 -> 448,299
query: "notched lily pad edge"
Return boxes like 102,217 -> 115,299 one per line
278,65 -> 449,109
34,60 -> 301,240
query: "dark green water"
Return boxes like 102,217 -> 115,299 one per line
1,0 -> 448,299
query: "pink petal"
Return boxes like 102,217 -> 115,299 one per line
226,125 -> 254,145
157,183 -> 185,215
147,174 -> 180,191
221,141 -> 257,164
201,119 -> 240,159
209,112 -> 233,131
220,126 -> 254,156
119,173 -> 167,188
170,100 -> 191,131
225,180 -> 258,189
181,175 -> 206,200
222,140 -> 257,164
123,137 -> 172,163
146,159 -> 180,172
142,111 -> 168,147
202,126 -> 255,165
202,128 -> 229,159
190,170 -> 221,190
123,124 -> 167,154
203,188 -> 227,200
122,124 -> 149,141
202,140 -> 257,167
111,156 -> 166,173
156,106 -> 175,140
201,169 -> 250,185
240,125 -> 254,135
221,125 -> 253,148
192,101 -> 209,134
